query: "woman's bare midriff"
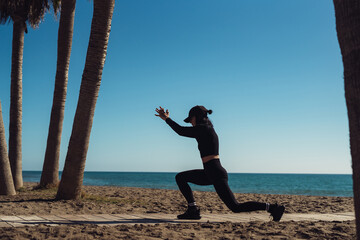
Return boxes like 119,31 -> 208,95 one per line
202,154 -> 220,163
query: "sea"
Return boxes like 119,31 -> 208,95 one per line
23,171 -> 353,197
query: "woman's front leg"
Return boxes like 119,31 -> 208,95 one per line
175,169 -> 212,204
175,169 -> 212,220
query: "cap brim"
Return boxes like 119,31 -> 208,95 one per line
184,117 -> 191,123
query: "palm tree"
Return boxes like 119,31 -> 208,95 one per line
56,0 -> 115,200
40,0 -> 76,188
0,0 -> 53,190
333,0 -> 360,238
0,101 -> 16,196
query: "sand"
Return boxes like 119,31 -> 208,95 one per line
0,182 -> 356,239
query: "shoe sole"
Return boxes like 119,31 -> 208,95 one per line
272,206 -> 285,222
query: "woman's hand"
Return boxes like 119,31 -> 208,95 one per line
155,106 -> 170,120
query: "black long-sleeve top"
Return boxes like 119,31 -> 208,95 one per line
165,118 -> 219,158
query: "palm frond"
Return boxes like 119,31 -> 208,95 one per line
28,0 -> 50,28
0,0 -> 15,24
0,0 -> 52,29
50,0 -> 60,15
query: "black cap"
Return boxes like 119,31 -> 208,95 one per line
184,105 -> 211,123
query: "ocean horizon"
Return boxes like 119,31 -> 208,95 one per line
23,171 -> 353,197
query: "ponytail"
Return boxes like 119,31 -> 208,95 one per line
196,108 -> 213,127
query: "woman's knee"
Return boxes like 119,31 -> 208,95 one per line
224,201 -> 241,213
175,172 -> 185,184
229,202 -> 265,213
213,181 -> 241,212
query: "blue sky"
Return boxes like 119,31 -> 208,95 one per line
0,0 -> 350,173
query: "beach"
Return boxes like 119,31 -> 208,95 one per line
0,182 -> 355,239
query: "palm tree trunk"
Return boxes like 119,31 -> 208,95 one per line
40,0 -> 76,188
56,0 -> 115,200
9,19 -> 25,190
0,101 -> 16,196
333,1 -> 360,238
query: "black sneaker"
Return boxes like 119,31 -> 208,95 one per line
269,204 -> 285,222
177,206 -> 201,220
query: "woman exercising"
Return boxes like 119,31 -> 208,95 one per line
155,105 -> 285,221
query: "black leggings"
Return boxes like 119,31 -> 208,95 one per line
175,159 -> 266,213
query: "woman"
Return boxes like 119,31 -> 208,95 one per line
155,105 -> 285,221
